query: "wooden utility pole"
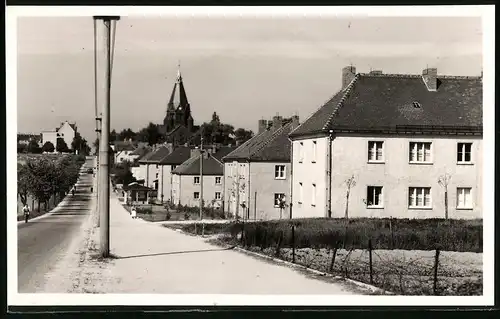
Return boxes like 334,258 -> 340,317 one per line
199,135 -> 204,221
94,15 -> 120,258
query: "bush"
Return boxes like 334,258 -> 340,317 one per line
181,218 -> 483,252
137,207 -> 153,215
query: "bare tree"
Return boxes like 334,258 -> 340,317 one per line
438,173 -> 452,220
344,175 -> 356,221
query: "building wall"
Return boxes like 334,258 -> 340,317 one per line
131,166 -> 144,181
173,174 -> 224,208
327,134 -> 482,219
41,131 -> 58,150
224,161 -> 249,218
145,164 -> 158,189
57,122 -> 76,148
157,164 -> 175,203
115,151 -> 137,163
291,136 -> 330,218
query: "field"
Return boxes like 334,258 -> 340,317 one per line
165,218 -> 483,295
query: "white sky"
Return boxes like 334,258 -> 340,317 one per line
17,16 -> 483,140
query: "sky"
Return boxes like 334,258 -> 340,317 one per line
17,16 -> 483,141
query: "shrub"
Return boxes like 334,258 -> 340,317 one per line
181,218 -> 483,252
165,211 -> 172,221
137,207 -> 153,215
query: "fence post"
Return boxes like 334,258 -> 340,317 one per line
368,239 -> 373,285
291,225 -> 295,263
329,241 -> 339,273
389,217 -> 394,249
433,248 -> 440,295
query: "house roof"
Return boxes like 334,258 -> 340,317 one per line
157,146 -> 193,165
139,145 -> 172,163
112,141 -> 136,152
223,120 -> 298,162
123,182 -> 155,191
137,149 -> 157,163
172,153 -> 224,176
290,72 -> 483,138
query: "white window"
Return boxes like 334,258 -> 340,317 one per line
408,187 -> 431,208
194,192 -> 200,200
366,186 -> 383,207
368,141 -> 384,162
275,165 -> 286,179
311,184 -> 316,206
299,142 -> 304,163
215,176 -> 222,184
298,182 -> 303,204
409,142 -> 432,163
215,192 -> 221,200
457,143 -> 472,163
274,193 -> 286,207
194,176 -> 200,184
311,141 -> 317,163
457,187 -> 472,209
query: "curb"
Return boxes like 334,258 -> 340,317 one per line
173,228 -> 394,296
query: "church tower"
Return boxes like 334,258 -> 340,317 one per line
163,64 -> 192,133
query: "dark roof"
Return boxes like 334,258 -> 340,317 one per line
123,182 -> 155,191
223,121 -> 299,162
113,141 -> 136,152
130,145 -> 150,156
157,146 -> 193,165
290,73 -> 483,137
172,153 -> 223,176
137,149 -> 157,163
69,123 -> 77,131
140,146 -> 172,163
211,146 -> 237,161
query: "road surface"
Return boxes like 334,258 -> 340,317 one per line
17,157 -> 95,293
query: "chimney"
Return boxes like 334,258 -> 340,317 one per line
422,68 -> 438,91
212,144 -> 217,154
370,70 -> 383,75
291,115 -> 300,126
258,119 -> 268,134
342,65 -> 356,90
272,115 -> 283,129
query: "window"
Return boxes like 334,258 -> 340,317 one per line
275,165 -> 286,179
194,192 -> 200,200
156,164 -> 159,169
155,173 -> 159,179
457,143 -> 472,163
194,176 -> 200,184
274,193 -> 286,207
368,141 -> 384,162
408,187 -> 431,208
457,187 -> 472,209
366,186 -> 383,207
215,192 -> 221,200
299,142 -> 304,163
171,165 -> 177,170
312,141 -> 317,162
311,184 -> 316,206
298,182 -> 303,204
215,177 -> 222,184
409,142 -> 432,163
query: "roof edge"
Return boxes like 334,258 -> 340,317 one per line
322,73 -> 361,131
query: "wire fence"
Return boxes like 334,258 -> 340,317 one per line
232,224 -> 482,296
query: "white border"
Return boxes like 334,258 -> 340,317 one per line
7,5 -> 495,307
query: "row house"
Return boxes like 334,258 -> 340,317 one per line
222,115 -> 300,220
111,141 -> 137,164
289,66 -> 482,220
156,146 -> 194,204
171,147 -> 234,208
136,145 -> 172,190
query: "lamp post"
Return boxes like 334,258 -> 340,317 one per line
93,15 -> 120,258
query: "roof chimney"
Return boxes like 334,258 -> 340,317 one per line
370,70 -> 383,75
342,65 -> 356,90
258,119 -> 268,134
272,115 -> 283,129
422,68 -> 438,91
291,115 -> 300,126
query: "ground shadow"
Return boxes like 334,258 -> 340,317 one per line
115,246 -> 236,260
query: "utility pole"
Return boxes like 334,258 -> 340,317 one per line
94,15 -> 120,258
199,134 -> 204,221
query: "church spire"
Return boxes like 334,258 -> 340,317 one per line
168,61 -> 189,108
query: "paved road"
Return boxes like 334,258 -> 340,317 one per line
18,157 -> 95,293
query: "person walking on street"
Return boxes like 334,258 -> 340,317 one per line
72,187 -> 75,196
131,206 -> 137,219
22,204 -> 30,223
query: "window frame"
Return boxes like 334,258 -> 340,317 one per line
368,141 -> 385,163
193,176 -> 200,184
215,176 -> 222,184
457,142 -> 473,164
456,187 -> 473,209
409,141 -> 433,164
366,186 -> 384,208
311,183 -> 316,207
215,192 -> 222,200
408,187 -> 432,209
274,165 -> 286,180
311,140 -> 317,163
298,142 -> 304,163
274,193 -> 286,208
298,182 -> 303,205
193,192 -> 200,200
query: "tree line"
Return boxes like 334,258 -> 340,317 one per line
18,155 -> 84,212
98,112 -> 254,147
18,132 -> 91,156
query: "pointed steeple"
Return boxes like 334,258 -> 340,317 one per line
168,62 -> 189,109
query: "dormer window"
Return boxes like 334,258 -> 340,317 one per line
412,101 -> 421,109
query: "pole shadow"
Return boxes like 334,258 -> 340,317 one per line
114,246 -> 236,260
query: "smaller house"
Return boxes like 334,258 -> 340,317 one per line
171,146 -> 235,208
41,121 -> 77,151
111,141 -> 137,163
137,145 -> 173,191
156,145 -> 194,204
122,182 -> 156,205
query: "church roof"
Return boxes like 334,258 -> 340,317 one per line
168,68 -> 189,109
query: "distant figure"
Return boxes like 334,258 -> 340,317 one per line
22,204 -> 30,223
90,186 -> 93,193
131,206 -> 137,219
72,188 -> 75,196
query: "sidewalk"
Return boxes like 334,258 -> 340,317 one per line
74,193 -> 364,295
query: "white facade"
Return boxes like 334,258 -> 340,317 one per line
172,174 -> 224,208
41,121 -> 76,151
291,134 -> 482,220
157,164 -> 177,204
115,150 -> 138,163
